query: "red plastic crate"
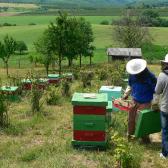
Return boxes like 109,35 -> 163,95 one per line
74,130 -> 105,141
73,106 -> 106,115
112,99 -> 132,112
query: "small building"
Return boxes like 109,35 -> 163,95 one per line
107,48 -> 142,62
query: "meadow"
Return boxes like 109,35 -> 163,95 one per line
0,15 -> 168,68
0,14 -> 168,168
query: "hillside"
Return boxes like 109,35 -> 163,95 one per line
0,0 -> 167,7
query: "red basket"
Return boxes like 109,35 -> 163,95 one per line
113,99 -> 132,112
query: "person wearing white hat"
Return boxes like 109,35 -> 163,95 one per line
123,58 -> 157,143
155,54 -> 168,159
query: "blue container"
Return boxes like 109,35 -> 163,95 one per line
99,86 -> 122,112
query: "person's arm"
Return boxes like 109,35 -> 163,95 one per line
155,74 -> 164,95
123,85 -> 131,100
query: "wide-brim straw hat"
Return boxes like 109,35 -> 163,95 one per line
126,59 -> 147,75
161,54 -> 168,63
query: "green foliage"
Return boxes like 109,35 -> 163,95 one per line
98,69 -> 109,81
81,71 -> 94,88
100,20 -> 109,25
34,30 -> 53,75
46,86 -> 62,105
0,94 -> 9,128
140,10 -> 168,27
142,43 -> 168,62
61,79 -> 71,97
111,131 -> 140,168
113,15 -> 152,48
0,35 -> 17,76
31,78 -> 44,114
16,41 -> 28,54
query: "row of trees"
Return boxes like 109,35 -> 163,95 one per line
34,12 -> 94,75
0,35 -> 27,76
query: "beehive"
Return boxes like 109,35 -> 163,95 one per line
72,93 -> 108,148
48,74 -> 61,84
99,86 -> 122,112
0,86 -> 19,101
135,109 -> 161,138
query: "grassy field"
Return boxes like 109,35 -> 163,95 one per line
0,2 -> 38,9
0,64 -> 167,168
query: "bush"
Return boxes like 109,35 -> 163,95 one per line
0,94 -> 9,127
46,86 -> 62,105
100,20 -> 109,25
99,69 -> 108,81
61,79 -> 71,97
81,71 -> 94,88
28,23 -> 36,26
31,79 -> 43,114
3,23 -> 16,26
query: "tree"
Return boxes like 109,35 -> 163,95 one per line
0,35 -> 16,76
16,41 -> 28,68
47,12 -> 68,75
77,18 -> 94,67
34,31 -> 53,75
113,15 -> 152,48
28,53 -> 41,67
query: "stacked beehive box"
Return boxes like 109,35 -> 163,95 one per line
48,74 -> 61,84
99,86 -> 122,112
72,93 -> 108,148
0,86 -> 19,101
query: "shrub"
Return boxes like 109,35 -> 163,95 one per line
81,71 -> 94,88
111,131 -> 141,168
28,23 -> 36,25
2,23 -> 16,26
0,94 -> 9,127
61,79 -> 71,97
46,86 -> 62,105
99,69 -> 108,81
100,20 -> 109,25
31,79 -> 43,114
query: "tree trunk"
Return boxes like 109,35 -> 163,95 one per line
59,53 -> 62,76
5,62 -> 9,76
90,56 -> 92,66
46,64 -> 49,76
80,54 -> 82,68
68,58 -> 73,67
19,54 -> 21,69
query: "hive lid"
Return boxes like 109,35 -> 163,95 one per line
99,86 -> 122,92
48,74 -> 60,78
21,79 -> 31,83
0,86 -> 18,91
72,93 -> 108,106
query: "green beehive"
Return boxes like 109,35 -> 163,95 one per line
106,101 -> 113,128
135,109 -> 161,138
74,115 -> 106,131
0,86 -> 19,101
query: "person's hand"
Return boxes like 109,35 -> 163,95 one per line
122,94 -> 128,100
151,103 -> 160,111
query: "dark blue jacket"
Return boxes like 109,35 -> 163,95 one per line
129,70 -> 157,104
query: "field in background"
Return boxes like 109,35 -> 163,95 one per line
0,3 -> 38,9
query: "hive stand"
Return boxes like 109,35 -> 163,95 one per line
134,109 -> 161,138
0,86 -> 19,101
72,93 -> 108,149
99,86 -> 122,112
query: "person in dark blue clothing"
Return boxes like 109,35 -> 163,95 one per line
123,59 -> 157,142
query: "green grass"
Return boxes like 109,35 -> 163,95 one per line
0,16 -> 119,25
0,16 -> 168,68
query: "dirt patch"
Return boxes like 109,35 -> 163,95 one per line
69,154 -> 99,168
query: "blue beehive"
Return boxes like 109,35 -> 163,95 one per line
99,86 -> 122,112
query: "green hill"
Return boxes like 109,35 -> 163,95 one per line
0,0 -> 167,7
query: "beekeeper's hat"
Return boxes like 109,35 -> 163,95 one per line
126,59 -> 147,75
